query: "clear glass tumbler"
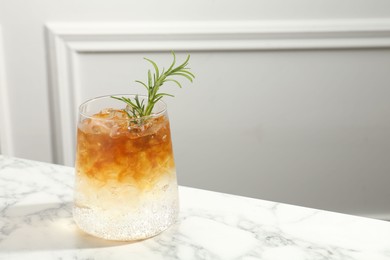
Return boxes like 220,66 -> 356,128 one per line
73,95 -> 179,241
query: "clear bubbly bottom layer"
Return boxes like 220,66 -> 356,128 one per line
73,170 -> 179,241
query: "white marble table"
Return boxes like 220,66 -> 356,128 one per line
0,155 -> 390,260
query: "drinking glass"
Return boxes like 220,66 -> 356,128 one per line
73,95 -> 179,241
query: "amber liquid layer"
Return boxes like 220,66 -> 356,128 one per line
73,109 -> 179,241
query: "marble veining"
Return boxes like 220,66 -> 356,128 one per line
1,155 -> 390,260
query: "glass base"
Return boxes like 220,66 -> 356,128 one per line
73,174 -> 179,241
73,201 -> 178,241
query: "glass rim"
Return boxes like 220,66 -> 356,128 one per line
78,94 -> 167,120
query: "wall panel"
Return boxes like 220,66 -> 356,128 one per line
0,26 -> 14,156
45,21 -> 390,219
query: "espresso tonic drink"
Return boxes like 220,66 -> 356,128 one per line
73,95 -> 179,241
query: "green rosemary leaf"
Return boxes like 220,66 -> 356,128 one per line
112,51 -> 194,119
156,93 -> 175,98
111,96 -> 123,102
154,96 -> 163,103
180,69 -> 195,78
170,72 -> 194,82
135,95 -> 142,108
179,54 -> 190,68
164,79 -> 182,88
144,58 -> 160,79
135,80 -> 148,91
167,51 -> 176,72
123,109 -> 132,118
148,70 -> 152,87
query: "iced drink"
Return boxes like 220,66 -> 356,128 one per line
73,95 -> 179,241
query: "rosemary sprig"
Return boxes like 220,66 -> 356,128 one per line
111,51 -> 195,119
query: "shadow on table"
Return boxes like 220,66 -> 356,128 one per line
0,202 -> 134,251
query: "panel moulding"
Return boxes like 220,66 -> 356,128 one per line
45,19 -> 390,165
0,26 -> 14,156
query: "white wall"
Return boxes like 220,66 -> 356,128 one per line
1,0 -> 390,220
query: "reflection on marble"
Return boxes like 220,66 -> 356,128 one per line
1,155 -> 390,260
